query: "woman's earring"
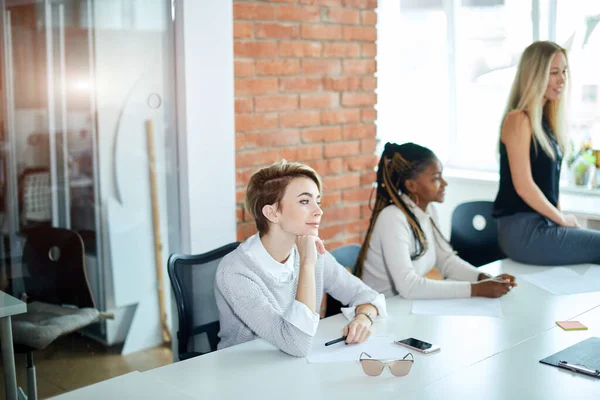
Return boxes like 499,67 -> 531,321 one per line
410,193 -> 420,207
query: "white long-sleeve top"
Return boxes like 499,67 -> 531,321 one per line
362,195 -> 481,299
215,234 -> 387,357
239,234 -> 386,336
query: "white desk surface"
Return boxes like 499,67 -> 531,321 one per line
0,290 -> 26,318
48,371 -> 199,400
141,259 -> 600,400
416,305 -> 600,400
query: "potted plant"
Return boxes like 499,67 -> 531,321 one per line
566,140 -> 597,186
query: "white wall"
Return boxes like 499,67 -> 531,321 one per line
171,0 -> 236,361
434,175 -> 600,239
176,0 -> 236,255
434,176 -> 499,239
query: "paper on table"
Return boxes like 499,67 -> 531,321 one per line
518,267 -> 576,295
411,298 -> 503,317
307,334 -> 407,364
519,267 -> 600,295
583,266 -> 600,282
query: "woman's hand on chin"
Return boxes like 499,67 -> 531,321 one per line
296,235 -> 326,267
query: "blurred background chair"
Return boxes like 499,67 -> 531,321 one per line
324,244 -> 361,317
168,242 -> 240,361
18,168 -> 51,230
11,226 -> 100,400
449,201 -> 505,267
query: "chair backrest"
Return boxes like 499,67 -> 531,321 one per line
449,201 -> 505,267
330,244 -> 361,274
21,226 -> 95,308
324,244 -> 361,318
168,242 -> 240,361
19,168 -> 52,224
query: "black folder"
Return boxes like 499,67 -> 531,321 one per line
539,337 -> 600,378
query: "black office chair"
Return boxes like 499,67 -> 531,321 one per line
325,244 -> 361,317
168,242 -> 240,361
449,201 -> 505,267
12,226 -> 100,400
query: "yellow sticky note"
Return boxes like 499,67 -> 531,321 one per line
556,321 -> 588,331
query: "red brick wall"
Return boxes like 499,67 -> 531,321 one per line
234,0 -> 378,249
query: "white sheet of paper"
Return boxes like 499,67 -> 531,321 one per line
411,298 -> 503,317
583,266 -> 600,282
519,267 -> 600,295
307,334 -> 408,364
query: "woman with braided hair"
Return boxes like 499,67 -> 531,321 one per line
356,142 -> 517,299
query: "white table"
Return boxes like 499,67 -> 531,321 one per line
416,305 -> 600,400
140,259 -> 600,399
1,290 -> 27,400
48,371 -> 199,400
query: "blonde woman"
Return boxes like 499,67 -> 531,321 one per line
215,161 -> 387,357
493,41 -> 600,265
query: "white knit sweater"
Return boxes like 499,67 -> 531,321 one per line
362,195 -> 481,299
215,242 -> 386,357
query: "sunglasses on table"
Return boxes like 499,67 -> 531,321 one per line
359,352 -> 414,377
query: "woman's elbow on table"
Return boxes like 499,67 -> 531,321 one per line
280,338 -> 313,358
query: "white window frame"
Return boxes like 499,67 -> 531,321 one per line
444,0 -> 561,171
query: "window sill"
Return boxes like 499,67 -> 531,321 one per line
444,167 -> 600,198
560,184 -> 600,197
443,168 -> 499,184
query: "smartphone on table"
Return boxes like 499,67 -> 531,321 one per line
395,337 -> 441,354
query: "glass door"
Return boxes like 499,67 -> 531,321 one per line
1,0 -> 180,356
0,0 -> 103,309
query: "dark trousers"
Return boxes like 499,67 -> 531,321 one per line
498,212 -> 600,265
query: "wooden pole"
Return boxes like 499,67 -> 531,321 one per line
145,119 -> 171,344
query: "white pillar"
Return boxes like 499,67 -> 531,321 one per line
171,0 -> 236,361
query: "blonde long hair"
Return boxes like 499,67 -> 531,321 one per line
503,41 -> 569,159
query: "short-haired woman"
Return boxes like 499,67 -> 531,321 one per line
215,160 -> 387,357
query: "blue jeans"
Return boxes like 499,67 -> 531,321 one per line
498,212 -> 600,265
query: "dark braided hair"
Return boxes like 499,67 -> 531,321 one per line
355,142 -> 439,278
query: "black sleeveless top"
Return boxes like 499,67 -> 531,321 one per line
493,115 -> 562,218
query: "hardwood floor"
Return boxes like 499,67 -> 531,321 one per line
0,333 -> 172,399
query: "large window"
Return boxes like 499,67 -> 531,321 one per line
556,0 -> 600,151
377,0 -> 450,162
378,0 -> 600,172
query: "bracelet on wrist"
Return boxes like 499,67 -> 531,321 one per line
355,311 -> 374,326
